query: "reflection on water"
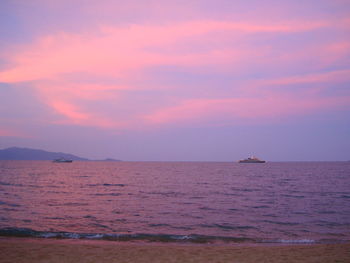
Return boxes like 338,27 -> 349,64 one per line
0,161 -> 349,243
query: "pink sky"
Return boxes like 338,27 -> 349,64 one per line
0,0 -> 349,161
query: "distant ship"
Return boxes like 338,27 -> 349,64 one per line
53,158 -> 73,163
238,156 -> 266,163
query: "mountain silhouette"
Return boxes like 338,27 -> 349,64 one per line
0,147 -> 88,160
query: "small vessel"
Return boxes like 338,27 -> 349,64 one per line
238,156 -> 266,163
53,158 -> 73,163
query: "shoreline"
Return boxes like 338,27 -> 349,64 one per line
1,237 -> 349,263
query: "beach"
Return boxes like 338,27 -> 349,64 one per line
0,238 -> 349,263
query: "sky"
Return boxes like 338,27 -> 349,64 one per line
0,0 -> 349,161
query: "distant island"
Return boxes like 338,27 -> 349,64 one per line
0,147 -> 122,161
98,158 -> 122,162
0,147 -> 88,161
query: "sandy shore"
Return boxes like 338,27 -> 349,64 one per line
0,238 -> 349,263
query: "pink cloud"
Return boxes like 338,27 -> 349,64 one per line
266,40 -> 350,73
49,100 -> 123,128
254,69 -> 350,92
36,82 -> 125,102
50,101 -> 89,121
144,95 -> 350,126
0,19 -> 333,84
0,17 -> 348,130
0,127 -> 30,138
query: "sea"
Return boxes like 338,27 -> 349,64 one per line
0,161 -> 349,244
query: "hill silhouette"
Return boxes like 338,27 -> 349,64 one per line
0,147 -> 88,160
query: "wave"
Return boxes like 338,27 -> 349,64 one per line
0,227 -> 253,243
0,228 -> 347,244
86,184 -> 126,187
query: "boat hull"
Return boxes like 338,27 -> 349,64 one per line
238,160 -> 266,163
53,159 -> 73,163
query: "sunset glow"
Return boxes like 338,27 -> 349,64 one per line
1,0 -> 349,161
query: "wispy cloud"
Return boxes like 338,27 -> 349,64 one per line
0,19 -> 335,83
144,95 -> 350,126
0,127 -> 31,138
0,15 -> 349,129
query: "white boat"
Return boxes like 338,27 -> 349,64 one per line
238,156 -> 266,163
53,158 -> 73,163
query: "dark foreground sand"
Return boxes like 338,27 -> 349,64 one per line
0,238 -> 349,263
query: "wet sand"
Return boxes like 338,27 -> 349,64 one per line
0,238 -> 349,263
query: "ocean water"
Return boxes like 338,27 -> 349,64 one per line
0,161 -> 349,244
